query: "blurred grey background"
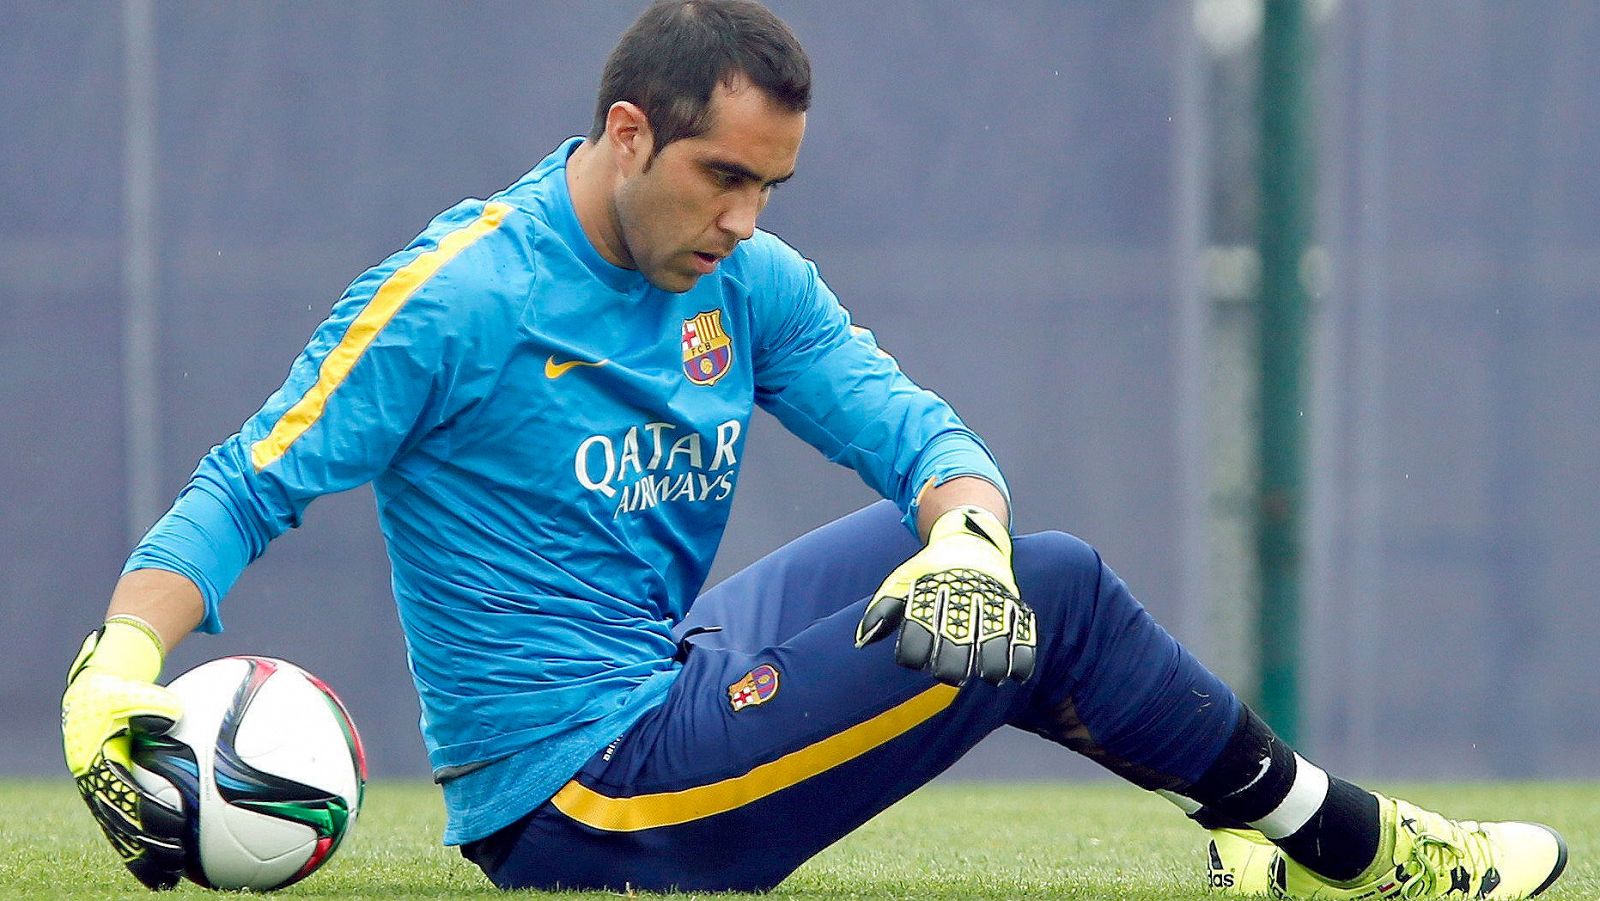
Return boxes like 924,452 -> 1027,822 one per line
3,1 -> 1596,787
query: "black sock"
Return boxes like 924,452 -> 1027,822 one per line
1187,707 -> 1298,823
1183,706 -> 1382,883
1274,777 -> 1382,882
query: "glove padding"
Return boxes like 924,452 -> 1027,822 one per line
856,506 -> 1037,686
62,616 -> 187,891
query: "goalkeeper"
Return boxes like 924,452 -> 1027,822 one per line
63,1 -> 1567,898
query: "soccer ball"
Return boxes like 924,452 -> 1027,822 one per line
130,656 -> 367,891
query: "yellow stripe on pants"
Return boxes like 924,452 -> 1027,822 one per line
550,684 -> 959,832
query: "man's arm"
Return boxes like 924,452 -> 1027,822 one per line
63,570 -> 200,889
748,238 -> 1008,535
913,475 -> 1010,543
742,236 -> 1025,685
64,199 -> 530,889
105,569 -> 205,655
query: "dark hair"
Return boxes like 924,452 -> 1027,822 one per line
589,0 -> 811,154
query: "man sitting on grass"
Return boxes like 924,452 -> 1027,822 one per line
62,1 -> 1566,897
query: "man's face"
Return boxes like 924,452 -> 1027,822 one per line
612,79 -> 805,293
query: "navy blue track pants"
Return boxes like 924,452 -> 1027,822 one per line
463,501 -> 1241,892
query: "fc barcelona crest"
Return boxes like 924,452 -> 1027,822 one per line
728,663 -> 779,712
682,309 -> 733,386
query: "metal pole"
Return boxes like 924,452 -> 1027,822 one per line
123,0 -> 161,544
1174,0 -> 1213,664
1255,0 -> 1313,745
1349,0 -> 1391,777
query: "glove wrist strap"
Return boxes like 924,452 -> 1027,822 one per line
93,616 -> 166,683
930,504 -> 1012,554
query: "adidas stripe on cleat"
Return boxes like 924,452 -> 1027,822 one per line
1207,827 -> 1277,896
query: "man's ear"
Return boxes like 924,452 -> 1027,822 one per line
604,101 -> 654,175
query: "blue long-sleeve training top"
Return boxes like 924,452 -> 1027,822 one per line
126,137 -> 1006,843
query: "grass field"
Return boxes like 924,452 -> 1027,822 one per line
3,779 -> 1595,899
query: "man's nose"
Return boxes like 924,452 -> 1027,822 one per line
718,189 -> 761,241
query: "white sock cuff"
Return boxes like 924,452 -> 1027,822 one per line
1250,754 -> 1329,839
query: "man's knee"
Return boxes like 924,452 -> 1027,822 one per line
1012,529 -> 1103,612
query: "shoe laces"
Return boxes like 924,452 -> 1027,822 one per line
1392,818 -> 1494,899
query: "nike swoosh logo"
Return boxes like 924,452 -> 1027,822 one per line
1225,755 -> 1275,798
545,356 -> 609,379
963,512 -> 1002,549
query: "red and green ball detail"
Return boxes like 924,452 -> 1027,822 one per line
212,657 -> 365,888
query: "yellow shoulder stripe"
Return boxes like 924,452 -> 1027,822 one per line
250,202 -> 511,471
550,683 -> 958,832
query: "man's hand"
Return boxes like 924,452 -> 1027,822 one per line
61,615 -> 187,890
855,505 -> 1037,686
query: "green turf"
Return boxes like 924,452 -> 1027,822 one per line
4,779 -> 1595,899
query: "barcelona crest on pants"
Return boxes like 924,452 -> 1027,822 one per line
727,663 -> 779,711
682,310 -> 733,386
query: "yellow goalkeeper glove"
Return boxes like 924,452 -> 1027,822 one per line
855,505 -> 1037,686
61,615 -> 187,890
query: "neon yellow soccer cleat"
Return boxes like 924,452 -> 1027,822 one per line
1207,827 -> 1277,895
1267,794 -> 1567,899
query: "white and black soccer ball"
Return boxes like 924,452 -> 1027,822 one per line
130,656 -> 367,891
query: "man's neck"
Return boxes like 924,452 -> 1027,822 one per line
564,140 -> 631,268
